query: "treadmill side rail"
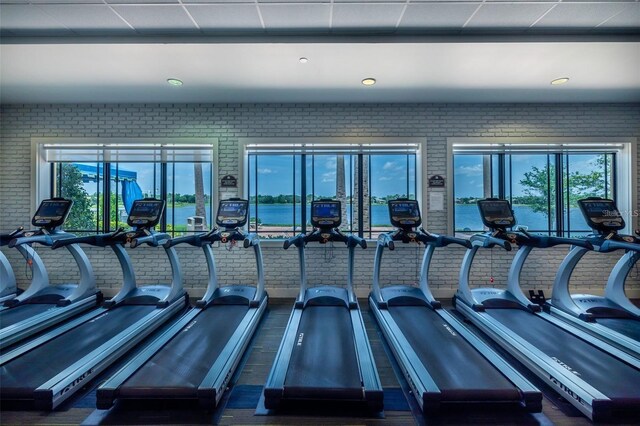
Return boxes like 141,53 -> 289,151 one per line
455,300 -> 611,420
349,302 -> 383,410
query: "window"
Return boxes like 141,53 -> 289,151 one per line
449,138 -> 634,237
243,139 -> 421,239
35,139 -> 216,236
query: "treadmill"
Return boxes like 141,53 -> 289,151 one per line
0,198 -> 188,410
97,198 -> 268,409
0,227 -> 24,304
0,198 -> 101,348
453,198 -> 640,421
264,200 -> 383,412
546,197 -> 640,357
369,199 -> 541,413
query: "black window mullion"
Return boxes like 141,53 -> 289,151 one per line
546,155 -> 552,236
498,154 -> 506,199
357,154 -> 364,238
162,163 -> 169,234
301,154 -> 307,234
292,155 -> 296,235
254,155 -> 259,235
565,155 -> 571,237
611,154 -> 617,201
103,163 -> 111,233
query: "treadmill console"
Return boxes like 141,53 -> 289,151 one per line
311,200 -> 341,228
388,199 -> 421,229
216,199 -> 248,228
127,199 -> 165,228
578,198 -> 625,232
32,198 -> 73,229
477,199 -> 516,230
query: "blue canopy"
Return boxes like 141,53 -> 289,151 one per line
121,180 -> 144,214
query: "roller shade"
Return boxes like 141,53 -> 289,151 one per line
245,143 -> 419,156
41,141 -> 215,163
453,142 -> 624,155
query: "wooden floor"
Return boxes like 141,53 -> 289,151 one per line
0,299 -> 624,425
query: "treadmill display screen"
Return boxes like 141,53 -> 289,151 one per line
388,200 -> 421,228
578,198 -> 625,231
32,199 -> 73,228
477,199 -> 515,229
216,199 -> 248,228
127,199 -> 165,228
311,201 -> 341,228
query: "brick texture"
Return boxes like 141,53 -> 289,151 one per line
1,103 -> 639,298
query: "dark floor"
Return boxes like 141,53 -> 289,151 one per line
0,298 -> 628,425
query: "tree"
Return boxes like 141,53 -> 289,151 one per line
519,156 -> 610,214
59,164 -> 95,231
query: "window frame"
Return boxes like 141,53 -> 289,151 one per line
32,138 -> 218,235
447,137 -> 637,236
238,137 -> 426,241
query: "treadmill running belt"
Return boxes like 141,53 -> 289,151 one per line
0,304 -> 57,329
487,309 -> 640,400
596,318 -> 640,343
118,304 -> 250,398
0,305 -> 156,398
284,305 -> 362,398
389,306 -> 520,401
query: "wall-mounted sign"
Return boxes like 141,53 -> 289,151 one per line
221,175 -> 237,188
428,175 -> 445,188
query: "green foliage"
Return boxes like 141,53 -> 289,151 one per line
59,164 -> 96,231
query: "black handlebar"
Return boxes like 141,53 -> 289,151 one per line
284,234 -> 305,250
284,229 -> 366,250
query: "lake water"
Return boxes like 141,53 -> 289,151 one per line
167,202 -> 591,231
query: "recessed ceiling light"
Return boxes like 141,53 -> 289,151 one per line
299,57 -> 308,64
550,77 -> 569,86
167,78 -> 183,86
362,78 -> 376,86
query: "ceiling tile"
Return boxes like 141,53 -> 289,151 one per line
38,5 -> 135,34
0,4 -> 72,34
187,0 -> 254,3
186,4 -> 263,31
466,3 -> 553,28
111,5 -> 199,33
258,0 -> 329,3
332,3 -> 406,29
534,2 -> 629,28
259,4 -> 330,30
598,3 -> 640,28
398,3 -> 479,29
106,0 -> 179,4
16,0 -> 103,4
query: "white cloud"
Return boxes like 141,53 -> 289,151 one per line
322,171 -> 336,183
456,164 -> 483,176
379,176 -> 393,181
383,161 -> 402,172
258,168 -> 274,174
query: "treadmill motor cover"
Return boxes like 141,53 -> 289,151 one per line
578,198 -> 625,232
216,199 -> 248,228
32,199 -> 73,229
127,199 -> 165,228
477,199 -> 516,229
388,200 -> 421,228
311,200 -> 341,228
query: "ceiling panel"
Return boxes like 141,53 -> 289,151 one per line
259,4 -> 330,30
332,3 -> 406,30
111,5 -> 199,33
106,0 -> 179,4
38,4 -> 135,34
534,2 -> 630,28
187,4 -> 263,31
398,3 -> 480,29
598,3 -> 640,28
467,3 -> 553,28
0,4 -> 72,34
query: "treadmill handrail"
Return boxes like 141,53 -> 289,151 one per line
1,227 -> 24,246
470,234 -> 512,251
347,234 -> 367,249
283,234 -> 305,250
600,239 -> 640,253
377,233 -> 395,250
515,233 -> 593,250
9,232 -> 74,248
131,233 -> 171,248
51,228 -> 127,249
419,229 -> 471,249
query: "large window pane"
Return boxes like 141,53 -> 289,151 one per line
454,155 -> 486,232
56,162 -> 100,233
166,163 -> 212,236
109,163 -> 161,231
511,154 -> 554,233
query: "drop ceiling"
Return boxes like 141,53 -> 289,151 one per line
0,0 -> 639,103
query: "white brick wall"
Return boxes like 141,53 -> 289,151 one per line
1,103 -> 639,298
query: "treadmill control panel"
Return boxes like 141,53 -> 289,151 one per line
578,198 -> 625,232
311,200 -> 341,228
216,199 -> 248,228
127,199 -> 165,228
32,198 -> 73,229
477,199 -> 516,230
388,199 -> 421,229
